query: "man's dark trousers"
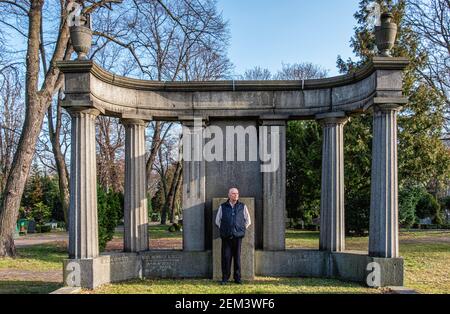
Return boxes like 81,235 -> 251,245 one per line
221,236 -> 242,282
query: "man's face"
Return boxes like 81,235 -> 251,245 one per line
228,188 -> 239,202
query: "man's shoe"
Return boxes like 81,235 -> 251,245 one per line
234,280 -> 242,284
220,280 -> 228,285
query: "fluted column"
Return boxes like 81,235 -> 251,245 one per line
316,112 -> 349,252
68,108 -> 100,259
181,118 -> 206,251
122,118 -> 149,252
261,118 -> 286,251
369,104 -> 402,258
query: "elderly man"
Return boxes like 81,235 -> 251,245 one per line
215,188 -> 251,285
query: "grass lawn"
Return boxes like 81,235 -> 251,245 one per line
0,242 -> 66,271
88,277 -> 383,294
0,242 -> 66,294
0,227 -> 448,294
91,228 -> 450,294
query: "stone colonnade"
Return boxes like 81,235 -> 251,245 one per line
315,105 -> 401,258
66,103 -> 401,260
68,108 -> 150,258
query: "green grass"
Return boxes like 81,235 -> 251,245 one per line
0,281 -> 61,294
89,277 -> 382,294
0,228 -> 448,294
114,224 -> 183,239
149,224 -> 183,239
0,242 -> 67,271
93,228 -> 450,294
0,243 -> 66,294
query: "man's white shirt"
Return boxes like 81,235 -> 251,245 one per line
215,202 -> 251,229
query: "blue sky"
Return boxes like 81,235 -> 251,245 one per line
216,0 -> 361,77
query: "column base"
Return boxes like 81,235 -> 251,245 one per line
63,253 -> 141,289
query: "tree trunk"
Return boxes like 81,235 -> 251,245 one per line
0,0 -> 69,257
171,167 -> 182,222
167,161 -> 182,223
0,1 -> 44,257
48,92 -> 70,227
146,121 -> 162,194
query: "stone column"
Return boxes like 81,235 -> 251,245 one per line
122,118 -> 149,252
181,118 -> 206,251
261,118 -> 286,251
68,108 -> 100,259
316,112 -> 349,252
369,104 -> 402,258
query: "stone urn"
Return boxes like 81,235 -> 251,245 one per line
375,12 -> 397,57
70,23 -> 92,60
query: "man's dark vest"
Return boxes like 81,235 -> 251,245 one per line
219,200 -> 246,239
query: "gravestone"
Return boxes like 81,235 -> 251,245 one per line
212,197 -> 255,281
27,220 -> 36,233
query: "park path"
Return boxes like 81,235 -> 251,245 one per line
6,228 -> 181,286
14,232 -> 69,247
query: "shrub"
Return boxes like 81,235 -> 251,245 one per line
345,191 -> 370,236
168,223 -> 182,233
36,225 -> 52,233
416,192 -> 442,225
399,186 -> 424,228
30,202 -> 52,225
97,188 -> 124,251
150,212 -> 160,222
441,196 -> 450,211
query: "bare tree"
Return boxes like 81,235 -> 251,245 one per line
405,0 -> 450,125
242,66 -> 272,80
90,0 -> 231,222
0,67 -> 23,193
274,62 -> 329,80
0,0 -> 123,257
96,116 -> 125,192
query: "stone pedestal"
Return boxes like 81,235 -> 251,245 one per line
369,104 -> 402,258
212,198 -> 255,281
122,118 -> 149,252
261,118 -> 286,251
67,108 -> 100,259
316,112 -> 349,252
182,119 -> 206,251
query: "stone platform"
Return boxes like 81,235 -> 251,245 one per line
63,249 -> 403,289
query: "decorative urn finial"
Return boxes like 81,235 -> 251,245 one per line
67,2 -> 92,60
375,12 -> 397,57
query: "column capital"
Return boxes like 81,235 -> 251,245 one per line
120,118 -> 147,126
120,113 -> 151,126
66,107 -> 101,118
373,103 -> 403,113
259,115 -> 288,126
179,116 -> 208,127
315,111 -> 349,125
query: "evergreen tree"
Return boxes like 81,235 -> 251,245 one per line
336,0 -> 450,232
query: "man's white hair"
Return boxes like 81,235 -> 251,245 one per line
228,188 -> 239,194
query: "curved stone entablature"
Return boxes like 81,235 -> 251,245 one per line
58,57 -> 408,121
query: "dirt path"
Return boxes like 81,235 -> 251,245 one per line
14,232 -> 68,247
0,269 -> 62,282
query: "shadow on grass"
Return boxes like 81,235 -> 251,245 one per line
400,242 -> 450,254
0,281 -> 62,294
91,277 -> 379,294
285,230 -> 320,240
16,242 -> 67,264
149,225 -> 183,239
114,225 -> 183,240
